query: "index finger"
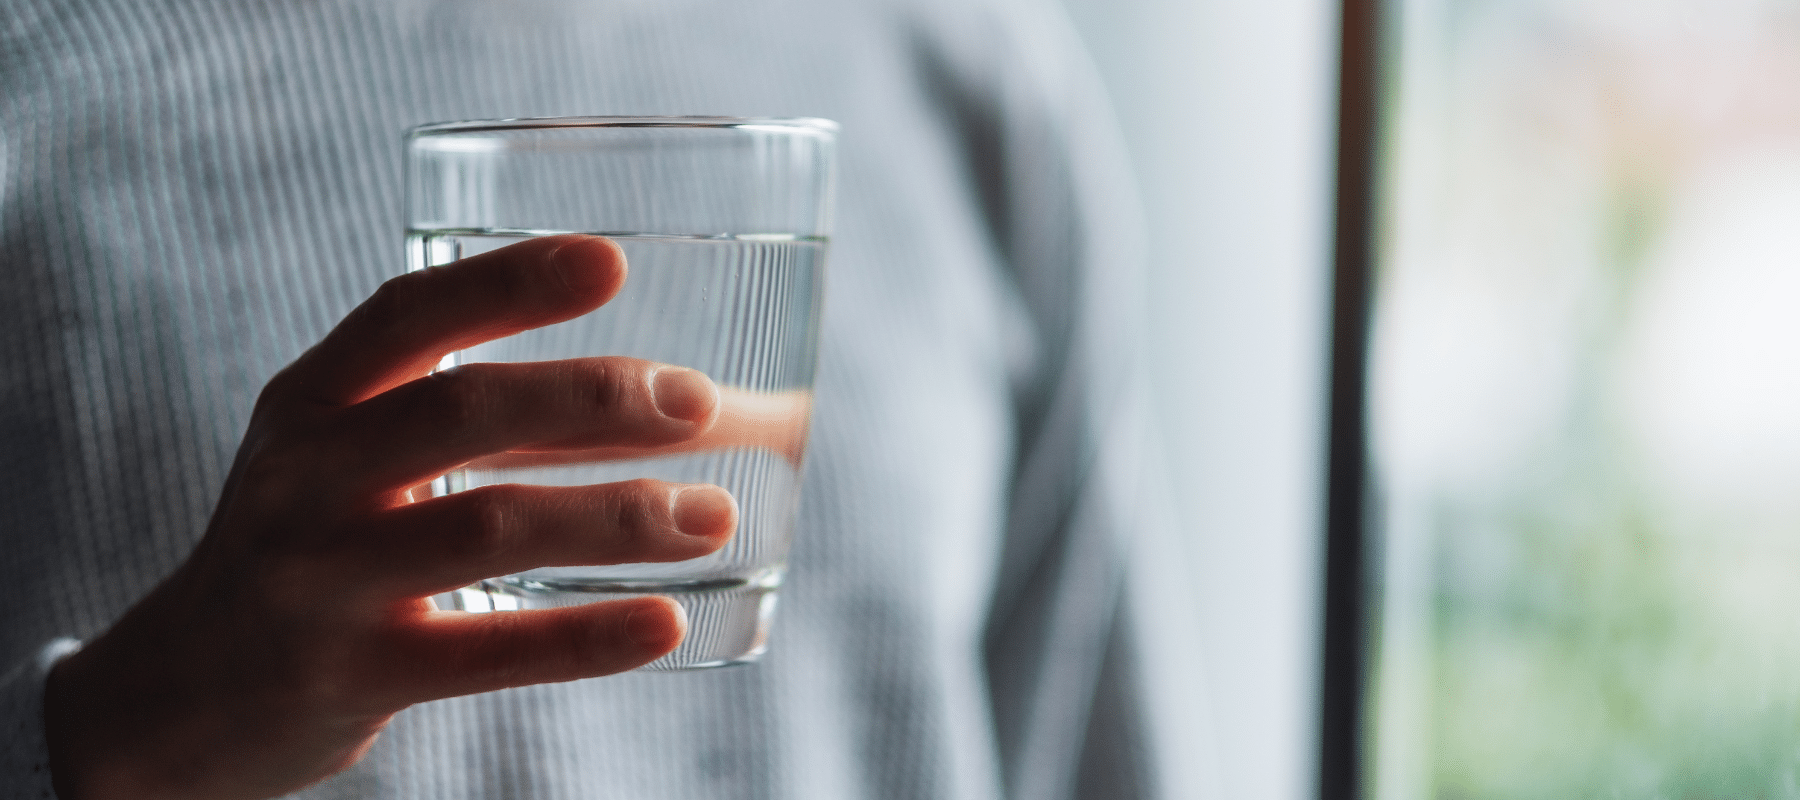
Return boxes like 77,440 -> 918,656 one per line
276,235 -> 626,406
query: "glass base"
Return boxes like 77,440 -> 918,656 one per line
434,569 -> 783,671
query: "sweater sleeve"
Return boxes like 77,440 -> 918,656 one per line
0,638 -> 82,800
914,2 -> 1194,798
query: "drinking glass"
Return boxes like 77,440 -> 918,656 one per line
405,117 -> 836,669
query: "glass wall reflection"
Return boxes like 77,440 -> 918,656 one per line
1368,1 -> 1800,797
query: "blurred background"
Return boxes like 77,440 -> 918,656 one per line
1369,0 -> 1800,798
1057,1 -> 1336,799
1061,0 -> 1800,797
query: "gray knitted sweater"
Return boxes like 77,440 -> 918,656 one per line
0,0 -> 1167,797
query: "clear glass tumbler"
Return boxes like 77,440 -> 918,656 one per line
405,117 -> 836,670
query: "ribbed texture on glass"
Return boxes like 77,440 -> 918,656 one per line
0,0 -> 1162,797
466,235 -> 824,389
408,121 -> 837,238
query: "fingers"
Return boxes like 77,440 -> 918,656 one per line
345,481 -> 737,599
279,235 -> 627,406
373,597 -> 687,705
330,358 -> 720,492
467,387 -> 814,470
682,387 -> 812,467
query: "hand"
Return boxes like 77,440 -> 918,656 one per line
42,236 -> 738,800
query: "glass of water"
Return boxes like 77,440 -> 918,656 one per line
405,117 -> 836,670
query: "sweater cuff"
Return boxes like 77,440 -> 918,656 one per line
1,639 -> 83,800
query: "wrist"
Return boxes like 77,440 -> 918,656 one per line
43,636 -> 196,800
37,639 -> 93,800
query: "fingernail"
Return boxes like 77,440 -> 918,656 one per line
550,237 -> 620,295
625,599 -> 687,650
651,367 -> 717,425
671,485 -> 738,538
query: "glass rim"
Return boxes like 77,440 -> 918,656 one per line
407,115 -> 839,138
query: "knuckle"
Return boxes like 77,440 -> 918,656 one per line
456,488 -> 522,563
570,616 -> 618,668
361,273 -> 432,332
575,359 -> 633,416
543,612 -> 614,674
252,362 -> 336,423
255,365 -> 300,410
611,479 -> 667,543
484,254 -> 538,306
412,367 -> 488,433
463,613 -> 533,686
235,440 -> 322,510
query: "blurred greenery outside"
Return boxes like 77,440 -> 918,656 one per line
1369,0 -> 1800,798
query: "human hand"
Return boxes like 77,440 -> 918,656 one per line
42,235 -> 738,800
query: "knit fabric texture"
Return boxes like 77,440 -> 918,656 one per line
0,0 -> 1168,797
